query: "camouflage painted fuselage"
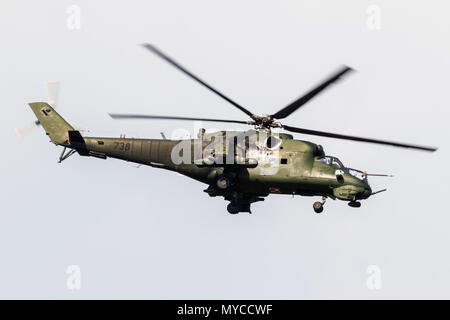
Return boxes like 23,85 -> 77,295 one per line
80,131 -> 370,201
29,102 -> 371,210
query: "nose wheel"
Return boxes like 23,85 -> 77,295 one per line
313,202 -> 323,213
313,197 -> 326,214
348,201 -> 361,208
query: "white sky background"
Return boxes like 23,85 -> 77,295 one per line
0,0 -> 449,298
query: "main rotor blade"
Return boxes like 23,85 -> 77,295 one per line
282,125 -> 437,152
271,66 -> 354,120
141,43 -> 255,119
109,113 -> 249,125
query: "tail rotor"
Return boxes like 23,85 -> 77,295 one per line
15,81 -> 60,139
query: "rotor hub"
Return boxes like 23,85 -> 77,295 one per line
249,115 -> 283,130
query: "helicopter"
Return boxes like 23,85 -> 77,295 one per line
27,44 -> 437,214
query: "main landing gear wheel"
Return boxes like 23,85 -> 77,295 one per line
313,196 -> 326,214
227,203 -> 251,214
348,201 -> 361,208
313,201 -> 324,214
227,203 -> 239,214
217,176 -> 231,189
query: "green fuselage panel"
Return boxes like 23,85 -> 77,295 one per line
81,135 -> 365,198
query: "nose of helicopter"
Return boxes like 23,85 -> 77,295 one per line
360,182 -> 372,199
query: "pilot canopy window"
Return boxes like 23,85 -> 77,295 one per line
317,156 -> 344,169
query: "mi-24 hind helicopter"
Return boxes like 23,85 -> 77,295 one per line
28,44 -> 437,214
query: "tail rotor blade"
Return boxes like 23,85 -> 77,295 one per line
14,121 -> 40,140
47,81 -> 60,108
15,81 -> 57,140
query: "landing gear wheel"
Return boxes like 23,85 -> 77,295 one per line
313,201 -> 324,214
348,201 -> 361,208
217,176 -> 231,189
227,203 -> 240,214
227,203 -> 251,214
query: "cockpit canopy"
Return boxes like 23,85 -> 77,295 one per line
316,156 -> 345,169
347,168 -> 367,181
316,156 -> 367,181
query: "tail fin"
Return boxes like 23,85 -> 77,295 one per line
28,102 -> 74,145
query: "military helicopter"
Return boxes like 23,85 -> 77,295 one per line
28,44 -> 437,214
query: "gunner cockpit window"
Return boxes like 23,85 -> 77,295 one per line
317,156 -> 345,169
